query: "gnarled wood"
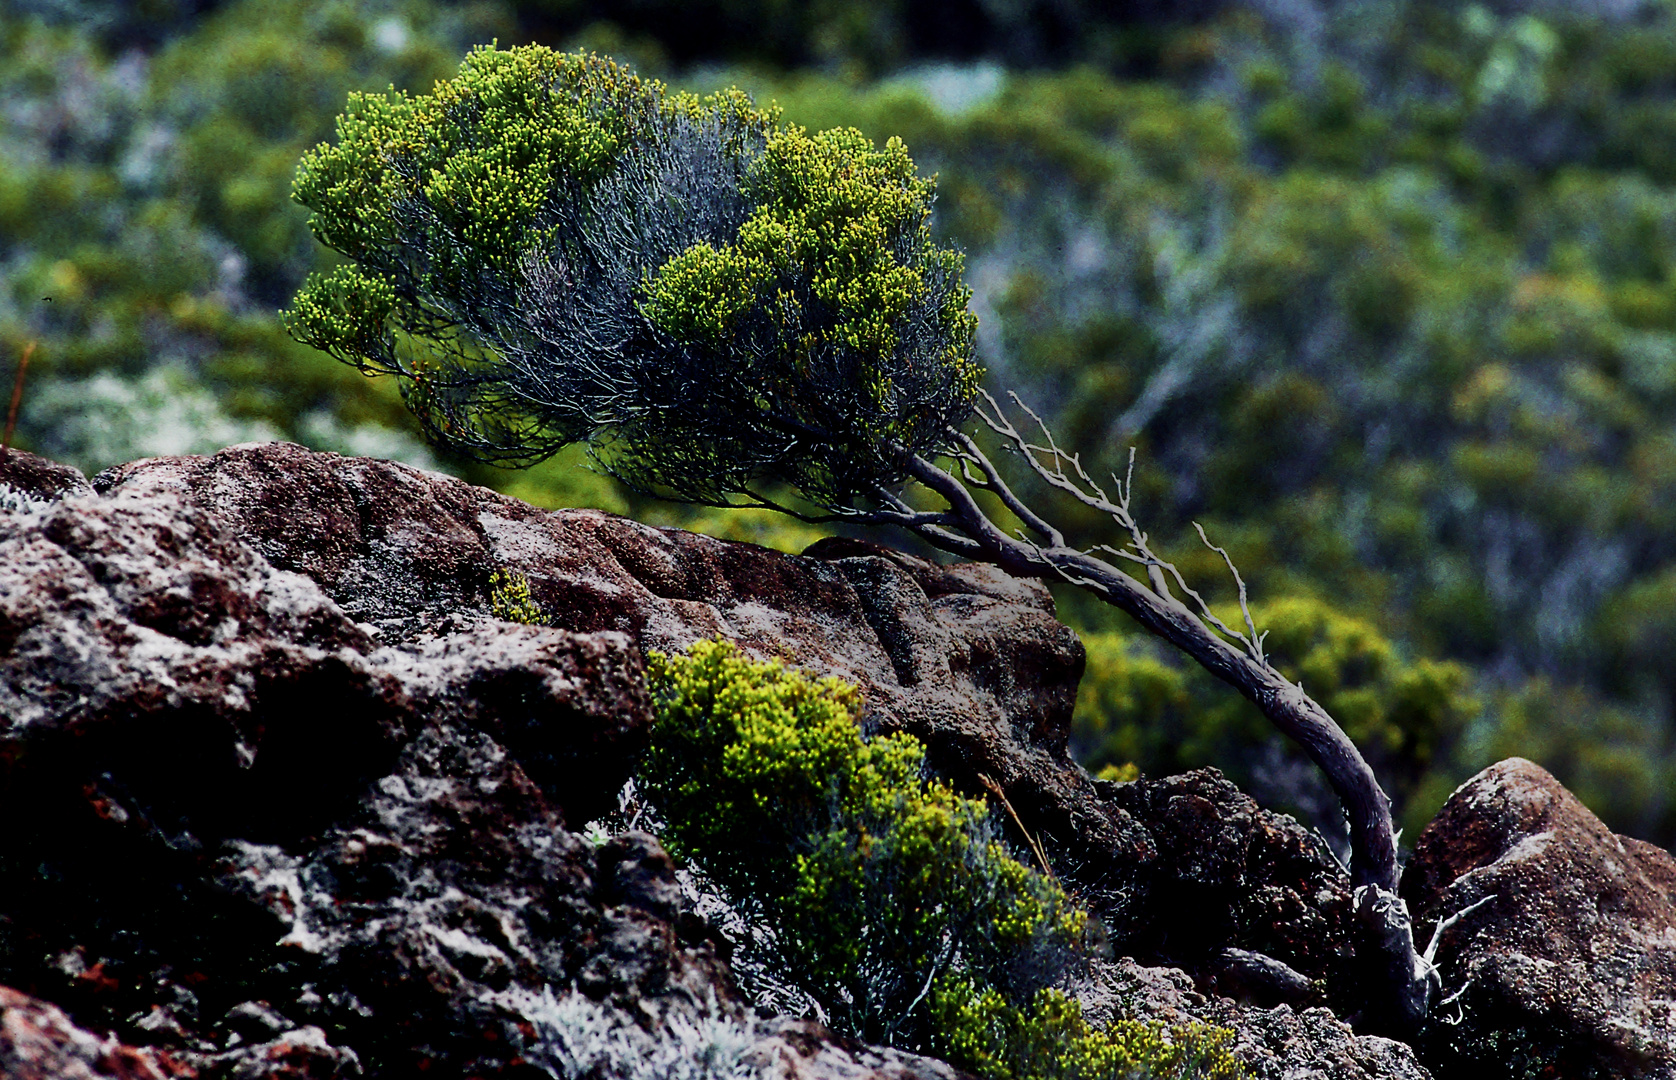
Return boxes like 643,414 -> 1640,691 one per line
843,443 -> 1435,1034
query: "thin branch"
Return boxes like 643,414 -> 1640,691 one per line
971,391 -> 1270,668
977,773 -> 1055,882
885,931 -> 956,1046
882,394 -> 1427,1032
1193,522 -> 1267,668
1,340 -> 35,464
946,428 -> 1063,546
1422,895 -> 1494,968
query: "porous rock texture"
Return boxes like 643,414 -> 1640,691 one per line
1403,757 -> 1676,1079
76,443 -> 1371,981
1075,958 -> 1432,1080
34,443 -> 1670,1078
0,446 -> 960,1079
0,985 -> 191,1079
1096,768 -> 1360,1005
87,442 -> 1149,891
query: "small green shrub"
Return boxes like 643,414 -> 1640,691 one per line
641,640 -> 1242,1079
931,978 -> 1241,1080
488,568 -> 542,625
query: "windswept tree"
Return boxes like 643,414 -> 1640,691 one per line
284,44 -> 1440,1033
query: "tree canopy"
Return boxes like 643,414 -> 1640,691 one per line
285,44 -> 978,507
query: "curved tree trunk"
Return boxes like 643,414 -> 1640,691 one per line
886,449 -> 1435,1035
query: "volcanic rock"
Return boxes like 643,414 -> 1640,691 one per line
744,1018 -> 968,1079
1403,757 -> 1676,1079
0,443 -> 1464,1078
0,985 -> 191,1080
88,444 -> 1152,906
1097,768 -> 1358,1000
0,447 -> 964,1078
1075,957 -> 1432,1080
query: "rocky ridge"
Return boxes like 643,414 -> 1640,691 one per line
1,442 -> 1672,1079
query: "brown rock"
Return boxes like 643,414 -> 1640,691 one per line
92,444 -> 1152,907
1,447 -> 95,503
0,474 -> 646,836
3,444 -> 1455,1078
0,447 -> 1090,1079
1099,768 -> 1358,999
1075,957 -> 1432,1080
0,459 -> 678,1078
0,985 -> 192,1079
1403,757 -> 1676,1079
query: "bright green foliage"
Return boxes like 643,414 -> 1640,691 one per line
641,123 -> 979,433
640,640 -> 1086,1049
284,45 -> 978,509
1096,762 -> 1141,784
290,45 -> 657,280
931,978 -> 1240,1080
284,44 -> 671,363
1246,598 -> 1476,789
1073,634 -> 1194,781
488,568 -> 542,624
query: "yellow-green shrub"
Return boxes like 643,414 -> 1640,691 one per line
641,640 -> 1239,1078
641,640 -> 1082,1046
931,978 -> 1240,1080
488,568 -> 542,625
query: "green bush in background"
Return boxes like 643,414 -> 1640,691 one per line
1073,596 -> 1478,839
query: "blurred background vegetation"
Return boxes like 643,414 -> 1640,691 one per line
6,0 -> 1676,855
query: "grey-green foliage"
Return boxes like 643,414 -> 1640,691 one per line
512,986 -> 764,1080
284,45 -> 979,509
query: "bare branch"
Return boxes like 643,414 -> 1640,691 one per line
1193,522 -> 1268,668
946,427 -> 1064,546
971,393 -> 1272,667
1423,895 -> 1495,968
886,395 -> 1427,1032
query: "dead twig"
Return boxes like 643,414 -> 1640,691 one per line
977,773 -> 1055,882
1,340 -> 35,464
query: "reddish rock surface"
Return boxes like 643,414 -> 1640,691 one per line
744,1019 -> 970,1080
0,446 -> 1028,1080
89,443 -> 1152,908
79,445 -> 1375,990
1403,757 -> 1676,1079
1099,768 -> 1359,1001
0,985 -> 193,1079
28,443 -> 1619,1078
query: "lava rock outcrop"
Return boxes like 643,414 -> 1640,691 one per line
1405,757 -> 1676,1079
